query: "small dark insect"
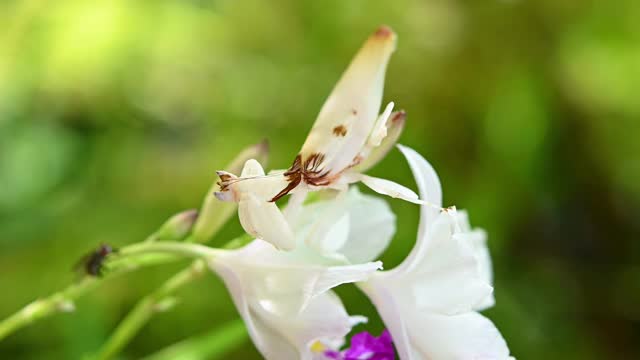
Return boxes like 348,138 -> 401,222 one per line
74,244 -> 117,277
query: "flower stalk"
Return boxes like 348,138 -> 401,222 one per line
0,252 -> 177,341
142,319 -> 248,360
91,235 -> 254,359
117,241 -> 222,260
0,278 -> 89,340
86,142 -> 268,359
0,234 -> 249,342
92,261 -> 208,360
0,141 -> 264,346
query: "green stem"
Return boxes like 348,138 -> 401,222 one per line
118,241 -> 223,260
0,141 -> 266,344
90,235 -> 254,359
92,261 -> 208,360
0,242 -> 216,342
0,277 -> 93,340
141,319 -> 248,360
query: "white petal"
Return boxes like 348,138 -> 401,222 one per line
361,277 -> 510,360
297,191 -> 351,256
293,187 -> 396,263
357,145 -> 508,359
453,208 -> 472,232
399,213 -> 493,314
454,210 -> 495,310
310,212 -> 351,255
238,192 -> 296,250
358,174 -> 422,204
214,240 -> 381,314
339,187 -> 396,263
299,26 -> 397,175
468,230 -> 495,310
212,254 -> 353,360
210,241 -> 382,359
397,144 -> 443,229
406,312 -> 511,360
255,292 -> 352,360
358,279 -> 414,360
391,145 -> 443,275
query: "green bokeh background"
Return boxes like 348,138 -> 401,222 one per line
1,0 -> 639,358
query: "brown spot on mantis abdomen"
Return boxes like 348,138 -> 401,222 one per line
332,125 -> 348,137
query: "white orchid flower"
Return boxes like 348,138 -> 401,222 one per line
209,144 -> 509,359
358,145 -> 512,360
215,26 -> 422,250
209,186 -> 397,360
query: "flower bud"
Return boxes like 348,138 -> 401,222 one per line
155,209 -> 199,241
226,139 -> 269,175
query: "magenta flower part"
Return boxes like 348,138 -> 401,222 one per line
325,330 -> 395,360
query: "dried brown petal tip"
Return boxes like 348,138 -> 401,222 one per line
374,25 -> 394,39
391,110 -> 407,124
156,209 -> 199,241
181,209 -> 199,223
256,139 -> 270,154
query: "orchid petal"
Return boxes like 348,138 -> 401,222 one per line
299,26 -> 397,176
368,213 -> 493,318
359,281 -> 413,360
357,146 -> 510,359
293,187 -> 396,263
454,210 -> 496,310
391,147 -> 493,313
404,213 -> 493,314
296,192 -> 351,256
367,213 -> 492,317
397,144 -> 442,229
362,276 -> 509,360
309,212 -> 351,256
392,145 -> 442,275
213,240 -> 381,315
338,187 -> 396,264
212,255 -> 353,360
406,312 -> 511,360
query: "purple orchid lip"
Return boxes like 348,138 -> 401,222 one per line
325,330 -> 395,360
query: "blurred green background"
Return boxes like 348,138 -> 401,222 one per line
1,0 -> 639,358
